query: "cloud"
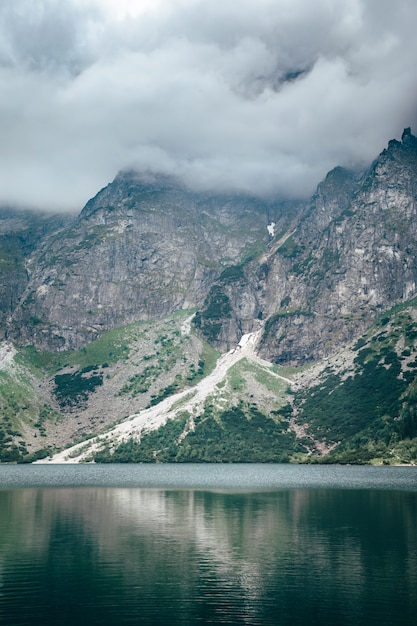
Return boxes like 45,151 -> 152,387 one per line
0,0 -> 416,211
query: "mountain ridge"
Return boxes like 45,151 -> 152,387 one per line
1,128 -> 417,463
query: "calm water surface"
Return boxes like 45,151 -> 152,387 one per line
0,464 -> 416,625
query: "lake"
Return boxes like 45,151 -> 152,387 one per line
0,464 -> 416,625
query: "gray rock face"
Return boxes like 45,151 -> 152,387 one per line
192,129 -> 417,363
4,130 -> 417,365
234,129 -> 417,363
7,173 -> 293,351
0,209 -> 72,340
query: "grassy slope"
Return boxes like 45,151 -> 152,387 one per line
0,351 -> 61,462
1,311 -> 225,461
91,302 -> 417,465
2,300 -> 417,464
93,357 -> 302,463
288,300 -> 417,464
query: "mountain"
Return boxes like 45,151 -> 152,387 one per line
1,129 -> 417,464
7,173 -> 301,351
196,128 -> 417,363
0,208 -> 73,341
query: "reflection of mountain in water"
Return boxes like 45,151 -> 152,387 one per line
1,486 -> 416,625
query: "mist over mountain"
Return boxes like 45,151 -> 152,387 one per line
1,0 -> 417,210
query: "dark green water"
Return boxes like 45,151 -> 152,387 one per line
0,465 -> 416,625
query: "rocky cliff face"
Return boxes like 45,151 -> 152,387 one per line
0,209 -> 72,340
259,128 -> 417,363
194,129 -> 417,363
4,129 -> 417,366
7,172 -> 297,351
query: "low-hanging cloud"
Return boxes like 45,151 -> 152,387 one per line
0,0 -> 416,211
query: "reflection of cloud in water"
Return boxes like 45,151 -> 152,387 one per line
109,489 -> 292,611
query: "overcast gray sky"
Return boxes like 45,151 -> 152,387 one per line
0,0 -> 416,211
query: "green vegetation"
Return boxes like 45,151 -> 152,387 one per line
94,414 -> 189,462
277,235 -> 301,259
0,426 -> 27,462
94,405 -> 304,463
5,294 -> 417,465
22,311 -> 207,377
148,382 -> 182,407
175,406 -> 300,462
290,309 -> 417,464
193,284 -> 232,342
228,358 -> 288,397
397,378 -> 417,439
197,285 -> 232,319
19,322 -> 134,374
196,340 -> 219,377
219,264 -> 245,283
1,311 -> 206,460
305,437 -> 417,465
54,368 -> 103,408
295,346 -> 407,444
1,310 -> 224,462
0,367 -> 58,462
240,240 -> 266,264
119,364 -> 160,396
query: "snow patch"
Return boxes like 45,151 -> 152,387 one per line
267,222 -> 275,237
238,333 -> 253,348
181,313 -> 195,335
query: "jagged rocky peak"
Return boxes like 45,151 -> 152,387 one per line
314,165 -> 359,210
376,127 -> 417,172
401,125 -> 416,151
360,127 -> 417,219
79,170 -> 180,217
320,165 -> 356,188
298,165 -> 359,236
384,126 -> 417,149
7,169 -> 287,352
401,126 -> 417,147
196,127 -> 417,364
